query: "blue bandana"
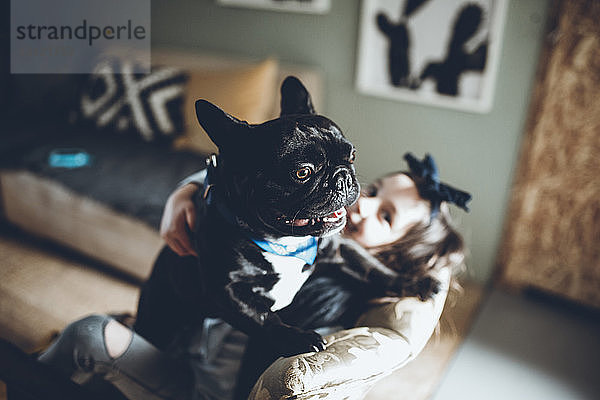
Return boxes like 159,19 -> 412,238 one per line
203,155 -> 319,265
252,237 -> 318,265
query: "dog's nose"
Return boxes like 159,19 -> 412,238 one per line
333,168 -> 353,196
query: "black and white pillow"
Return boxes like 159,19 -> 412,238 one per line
80,59 -> 188,142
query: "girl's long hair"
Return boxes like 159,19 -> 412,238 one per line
282,172 -> 467,329
370,172 -> 466,285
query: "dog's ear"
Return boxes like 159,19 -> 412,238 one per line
280,76 -> 315,116
195,100 -> 252,150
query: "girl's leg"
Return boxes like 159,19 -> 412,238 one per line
38,314 -> 193,400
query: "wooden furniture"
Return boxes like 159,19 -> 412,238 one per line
497,0 -> 600,309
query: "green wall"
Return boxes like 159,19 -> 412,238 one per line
152,0 -> 551,283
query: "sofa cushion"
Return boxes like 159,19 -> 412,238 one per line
0,170 -> 164,280
78,59 -> 188,144
173,58 -> 279,155
77,50 -> 279,154
0,235 -> 139,353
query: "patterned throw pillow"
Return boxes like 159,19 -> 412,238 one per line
80,59 -> 188,142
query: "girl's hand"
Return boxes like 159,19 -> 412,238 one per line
159,184 -> 200,257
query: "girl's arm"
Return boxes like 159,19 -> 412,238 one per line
159,170 -> 207,256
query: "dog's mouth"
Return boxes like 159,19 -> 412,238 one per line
255,206 -> 348,237
268,207 -> 348,236
277,208 -> 347,228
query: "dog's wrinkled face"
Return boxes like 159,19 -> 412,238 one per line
253,114 -> 359,237
196,76 -> 359,237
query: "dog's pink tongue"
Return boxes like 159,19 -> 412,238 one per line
327,208 -> 346,219
292,209 -> 346,227
293,219 -> 310,227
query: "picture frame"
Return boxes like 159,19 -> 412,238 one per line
216,0 -> 331,14
356,0 -> 508,113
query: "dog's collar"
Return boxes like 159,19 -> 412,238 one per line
253,237 -> 318,265
203,155 -> 245,227
203,154 -> 318,265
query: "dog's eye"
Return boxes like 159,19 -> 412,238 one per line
295,166 -> 312,180
349,149 -> 357,164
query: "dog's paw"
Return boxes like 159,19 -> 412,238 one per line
270,326 -> 326,357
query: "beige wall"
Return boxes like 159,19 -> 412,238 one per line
151,0 -> 551,283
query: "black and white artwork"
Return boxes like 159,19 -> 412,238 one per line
356,0 -> 508,113
217,0 -> 331,14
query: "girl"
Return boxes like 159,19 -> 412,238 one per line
38,153 -> 470,400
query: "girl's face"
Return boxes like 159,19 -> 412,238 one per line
344,173 -> 430,249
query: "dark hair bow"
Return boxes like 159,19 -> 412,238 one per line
404,152 -> 472,218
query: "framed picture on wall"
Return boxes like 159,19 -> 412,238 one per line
356,0 -> 508,113
217,0 -> 331,14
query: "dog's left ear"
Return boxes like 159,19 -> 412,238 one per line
195,100 -> 252,150
280,76 -> 316,116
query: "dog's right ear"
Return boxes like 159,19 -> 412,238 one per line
280,76 -> 316,116
195,100 -> 252,150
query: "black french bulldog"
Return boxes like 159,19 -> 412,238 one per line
134,77 -> 410,364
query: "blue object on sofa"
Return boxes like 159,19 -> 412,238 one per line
13,132 -> 206,230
